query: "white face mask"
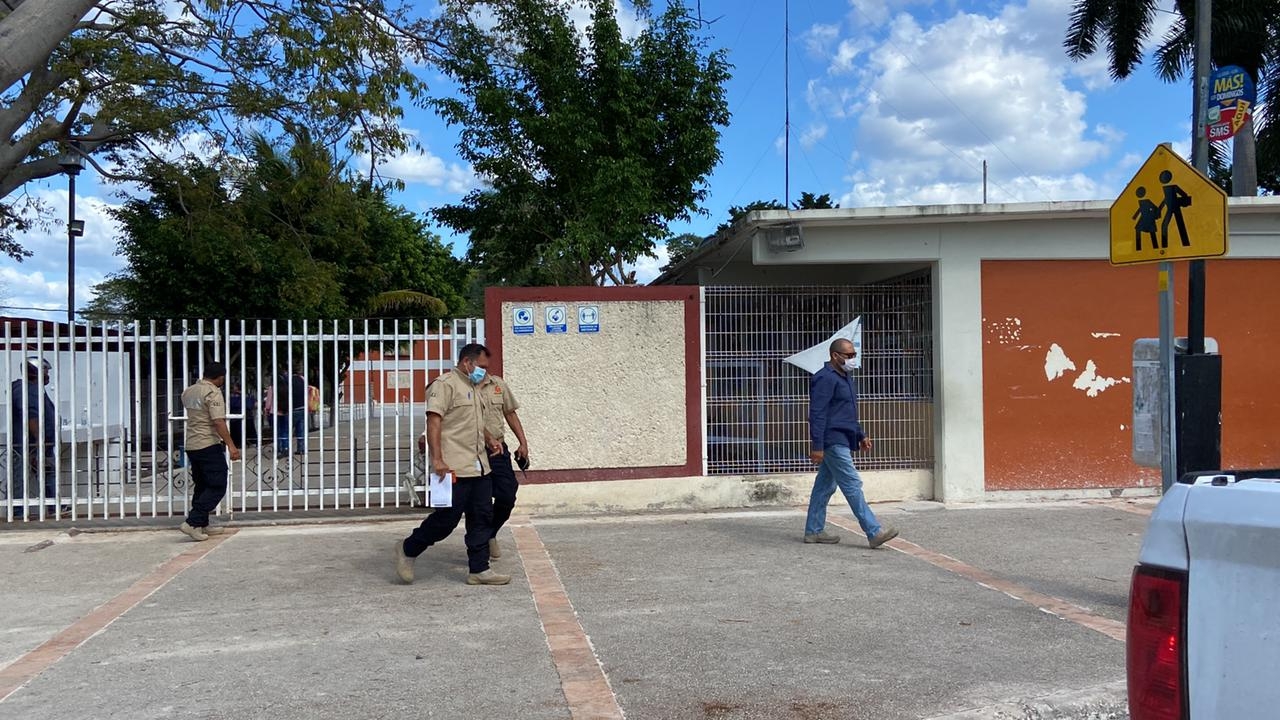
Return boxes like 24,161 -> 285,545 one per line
842,358 -> 857,372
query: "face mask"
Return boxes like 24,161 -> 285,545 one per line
842,358 -> 857,372
469,366 -> 487,385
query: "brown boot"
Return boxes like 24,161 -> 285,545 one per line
869,526 -> 900,549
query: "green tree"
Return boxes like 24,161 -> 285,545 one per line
84,135 -> 471,319
1064,0 -> 1280,195
662,232 -> 706,272
716,199 -> 786,233
430,0 -> 731,286
0,0 -> 441,260
793,192 -> 838,210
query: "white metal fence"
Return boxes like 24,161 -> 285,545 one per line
704,275 -> 935,475
1,318 -> 483,522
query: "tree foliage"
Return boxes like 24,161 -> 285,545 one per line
1064,0 -> 1280,195
430,0 -> 731,286
0,0 -> 442,260
84,135 -> 471,320
793,191 -> 839,210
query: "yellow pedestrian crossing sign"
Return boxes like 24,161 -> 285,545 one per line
1110,145 -> 1228,265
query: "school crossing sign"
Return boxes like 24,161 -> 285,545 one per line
1109,145 -> 1228,266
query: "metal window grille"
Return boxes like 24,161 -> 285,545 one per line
704,274 -> 934,475
0,317 -> 482,522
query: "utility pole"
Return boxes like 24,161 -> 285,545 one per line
1171,0 -> 1222,486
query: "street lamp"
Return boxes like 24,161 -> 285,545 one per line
58,141 -> 84,327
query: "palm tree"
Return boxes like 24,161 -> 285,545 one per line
1065,0 -> 1280,195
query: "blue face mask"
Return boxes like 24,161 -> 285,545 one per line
469,366 -> 487,385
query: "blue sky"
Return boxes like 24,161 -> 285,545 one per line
3,0 -> 1191,318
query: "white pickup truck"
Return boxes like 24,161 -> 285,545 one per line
1128,470 -> 1280,719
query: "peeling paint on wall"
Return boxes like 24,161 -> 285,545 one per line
986,316 -> 1024,345
1072,360 -> 1131,398
1091,332 -> 1122,339
1044,343 -> 1077,381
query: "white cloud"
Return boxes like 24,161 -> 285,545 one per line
805,23 -> 842,57
630,244 -> 670,285
565,0 -> 647,41
847,0 -> 931,29
0,187 -> 123,320
801,123 -> 829,150
376,148 -> 478,195
809,0 -> 1128,207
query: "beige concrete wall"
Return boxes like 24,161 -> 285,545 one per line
499,300 -> 688,471
515,469 -> 932,515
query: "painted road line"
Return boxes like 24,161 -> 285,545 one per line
826,517 -> 1126,642
0,531 -> 238,702
511,522 -> 625,720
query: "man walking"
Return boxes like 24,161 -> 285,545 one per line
272,364 -> 308,456
805,339 -> 898,548
9,357 -> 63,518
178,362 -> 240,541
478,369 -> 529,560
394,343 -> 509,586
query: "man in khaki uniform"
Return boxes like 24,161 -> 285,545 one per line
478,371 -> 529,560
179,362 -> 240,541
395,343 -> 509,586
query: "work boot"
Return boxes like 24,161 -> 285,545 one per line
204,525 -> 227,536
804,531 -> 841,544
179,522 -> 209,542
489,537 -> 502,559
466,570 -> 511,586
394,541 -> 415,584
868,526 -> 900,549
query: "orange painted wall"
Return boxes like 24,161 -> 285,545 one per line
982,259 -> 1280,490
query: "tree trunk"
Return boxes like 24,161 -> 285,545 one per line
0,0 -> 98,95
1232,116 -> 1259,197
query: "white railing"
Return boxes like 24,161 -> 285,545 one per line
1,317 -> 483,522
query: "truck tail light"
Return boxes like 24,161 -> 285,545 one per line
1127,564 -> 1188,720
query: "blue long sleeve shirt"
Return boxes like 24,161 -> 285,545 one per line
808,364 -> 866,450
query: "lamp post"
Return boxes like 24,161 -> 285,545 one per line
58,141 -> 85,326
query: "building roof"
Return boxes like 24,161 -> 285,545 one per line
652,197 -> 1280,285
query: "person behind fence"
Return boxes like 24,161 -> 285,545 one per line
228,381 -> 258,445
478,368 -> 529,561
178,362 -> 241,541
394,343 -> 509,586
272,364 -> 308,455
804,338 -> 898,549
8,357 -> 65,518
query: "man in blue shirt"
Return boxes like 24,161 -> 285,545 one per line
805,338 -> 898,548
9,357 -> 62,518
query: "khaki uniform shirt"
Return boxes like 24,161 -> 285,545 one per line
478,374 -> 520,443
426,368 -> 490,478
182,379 -> 226,452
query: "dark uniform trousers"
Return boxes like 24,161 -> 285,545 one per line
489,443 -> 519,540
185,444 -> 229,528
403,474 -> 494,574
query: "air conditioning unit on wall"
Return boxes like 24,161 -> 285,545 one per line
761,223 -> 804,253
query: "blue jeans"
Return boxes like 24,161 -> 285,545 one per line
805,444 -> 882,539
8,448 -> 57,514
276,409 -> 306,454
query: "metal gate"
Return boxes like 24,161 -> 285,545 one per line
704,274 -> 934,475
1,318 -> 483,522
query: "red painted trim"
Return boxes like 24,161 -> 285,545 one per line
488,285 -> 697,305
483,285 -> 704,483
483,289 -> 504,378
517,465 -> 694,485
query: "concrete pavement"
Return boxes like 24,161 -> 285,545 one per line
0,500 -> 1149,719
